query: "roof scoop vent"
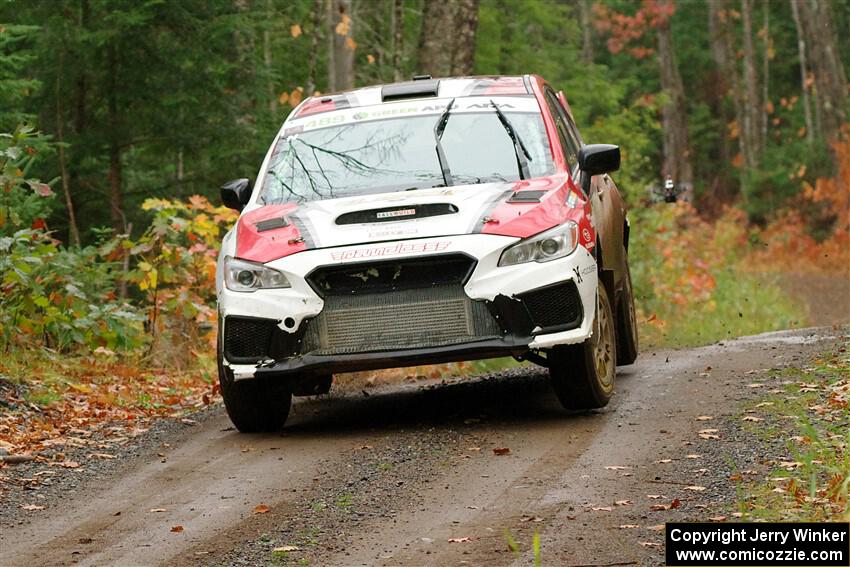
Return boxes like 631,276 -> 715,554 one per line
381,79 -> 440,102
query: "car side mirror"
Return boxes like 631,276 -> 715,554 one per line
578,144 -> 620,176
221,178 -> 253,211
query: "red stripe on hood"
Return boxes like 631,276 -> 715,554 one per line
480,174 -> 586,239
236,204 -> 308,263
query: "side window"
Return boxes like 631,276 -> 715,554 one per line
544,89 -> 578,170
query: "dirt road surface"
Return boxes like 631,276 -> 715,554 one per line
0,327 -> 844,567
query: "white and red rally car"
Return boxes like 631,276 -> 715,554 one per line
216,75 -> 638,432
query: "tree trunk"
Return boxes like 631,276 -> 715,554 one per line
55,73 -> 80,247
330,0 -> 354,91
740,0 -> 763,170
263,0 -> 276,115
107,43 -> 124,232
789,0 -> 814,144
450,0 -> 480,75
392,0 -> 403,81
708,0 -> 743,200
306,0 -> 323,95
326,0 -> 336,92
761,4 -> 769,148
579,0 -> 594,64
795,0 -> 848,145
656,9 -> 693,201
418,1 -> 454,77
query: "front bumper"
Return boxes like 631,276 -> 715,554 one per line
217,234 -> 598,379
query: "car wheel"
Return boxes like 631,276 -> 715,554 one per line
217,338 -> 292,433
548,284 -> 617,410
616,255 -> 639,366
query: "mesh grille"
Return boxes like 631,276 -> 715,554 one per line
303,285 -> 500,355
518,281 -> 582,330
223,317 -> 276,361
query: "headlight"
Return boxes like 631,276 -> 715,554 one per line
498,221 -> 578,266
224,256 -> 290,292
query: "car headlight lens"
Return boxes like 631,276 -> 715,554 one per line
224,256 -> 290,292
498,221 -> 579,266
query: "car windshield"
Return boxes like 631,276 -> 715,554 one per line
261,110 -> 555,204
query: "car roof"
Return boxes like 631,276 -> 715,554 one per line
291,75 -> 542,119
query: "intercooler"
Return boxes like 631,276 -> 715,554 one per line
301,282 -> 502,355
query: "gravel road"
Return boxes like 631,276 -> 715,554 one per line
0,327 -> 843,567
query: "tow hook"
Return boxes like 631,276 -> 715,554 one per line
514,350 -> 549,368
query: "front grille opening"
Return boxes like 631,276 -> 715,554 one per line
307,254 -> 476,297
517,281 -> 582,331
223,316 -> 277,362
224,316 -> 306,363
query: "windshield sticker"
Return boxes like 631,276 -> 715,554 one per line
285,96 -> 540,133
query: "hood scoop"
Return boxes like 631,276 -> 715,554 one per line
255,217 -> 290,232
335,203 -> 458,225
507,190 -> 547,203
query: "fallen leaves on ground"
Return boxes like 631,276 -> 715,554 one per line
0,356 -> 219,462
170,525 -> 184,533
253,504 -> 271,514
273,545 -> 300,552
20,504 -> 45,510
492,447 -> 510,456
447,537 -> 472,543
650,498 -> 681,511
88,453 -> 116,460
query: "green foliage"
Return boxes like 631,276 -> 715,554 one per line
0,23 -> 40,129
0,228 -> 144,352
117,195 -> 236,365
0,125 -> 55,234
742,139 -> 832,223
629,204 -> 804,348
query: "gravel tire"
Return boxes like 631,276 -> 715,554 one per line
217,344 -> 292,433
548,284 -> 617,409
616,255 -> 639,366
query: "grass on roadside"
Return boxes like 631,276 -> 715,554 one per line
736,341 -> 850,521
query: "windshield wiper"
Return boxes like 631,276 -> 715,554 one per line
433,98 -> 456,187
490,99 -> 532,180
